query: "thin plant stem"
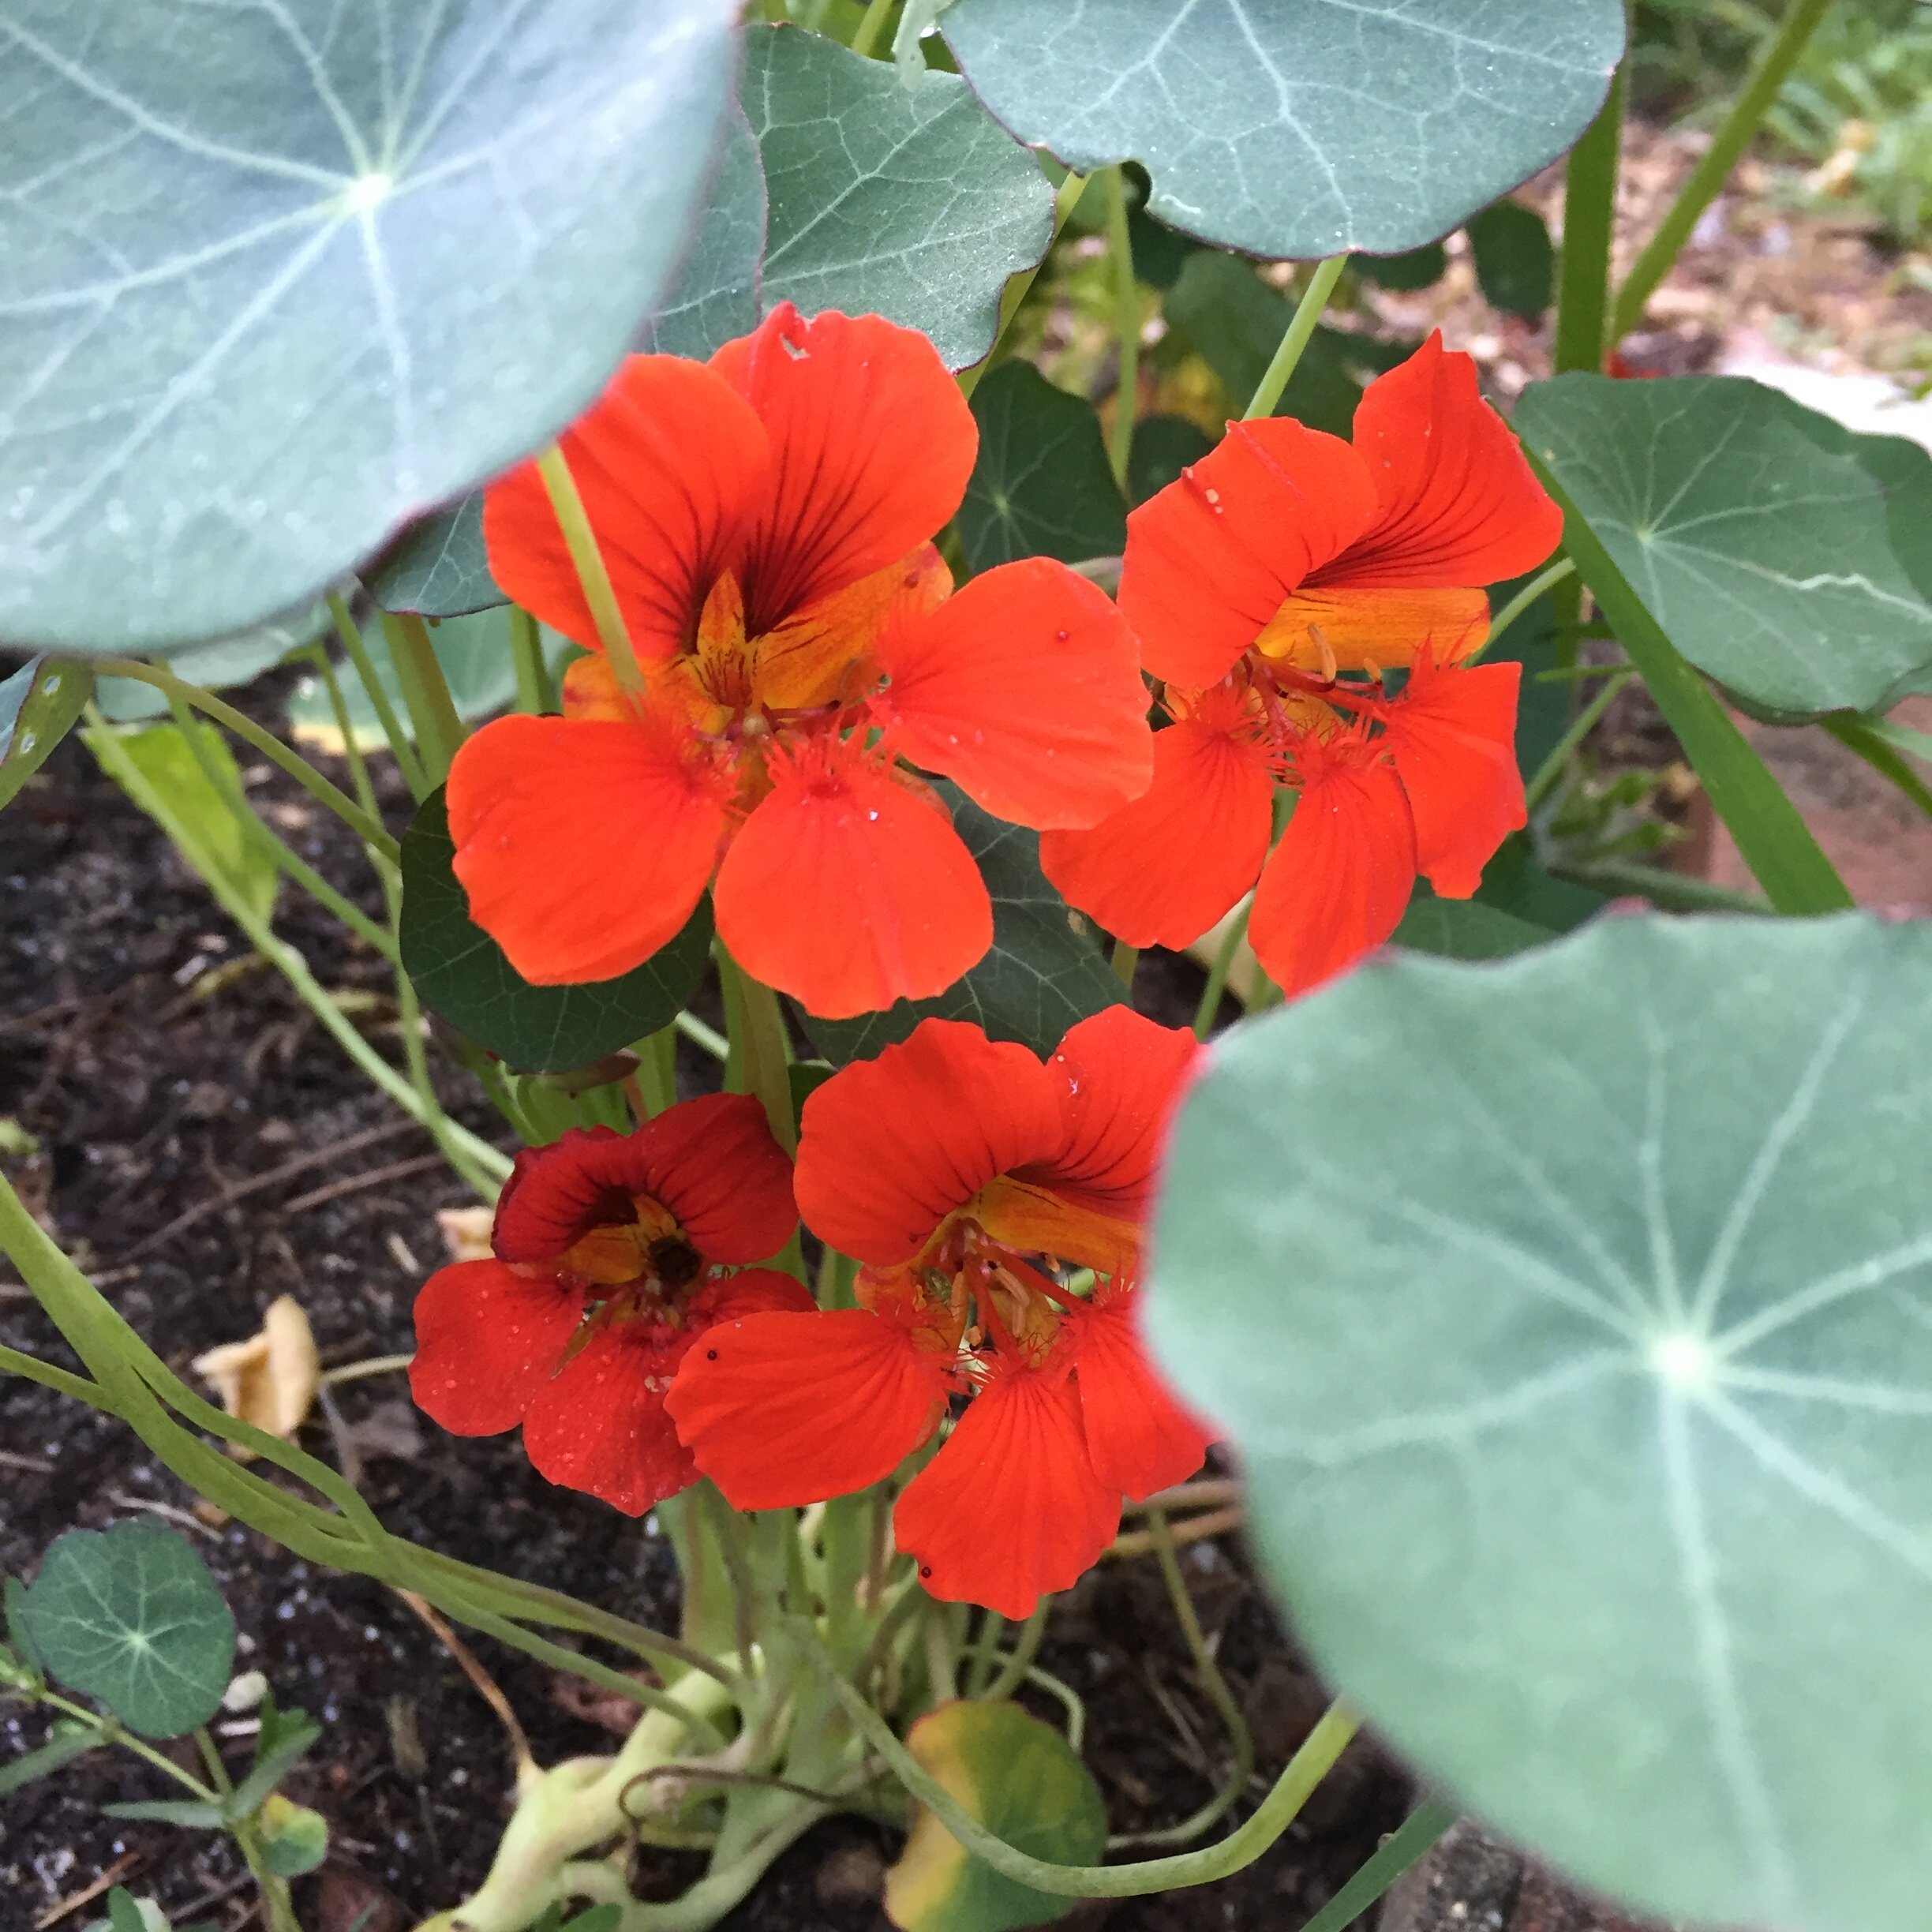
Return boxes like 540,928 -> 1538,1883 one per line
299,646 -> 388,837
508,606 -> 552,713
36,1687 -> 220,1800
1292,1797 -> 1460,1932
89,659 -> 399,865
1823,714 -> 1932,821
1110,939 -> 1139,989
963,1610 -> 1006,1697
975,1598 -> 1048,1702
1477,558 -> 1577,660
381,611 -> 467,784
1106,166 -> 1139,489
798,1613 -> 1360,1897
1110,1510 -> 1254,1852
718,949 -> 797,1156
850,0 -> 893,56
230,1812 -> 301,1932
1523,668 -> 1634,812
676,1009 -> 730,1062
1612,0 -> 1835,340
327,591 -> 429,799
701,1481 -> 762,1677
958,171 -> 1090,400
537,444 -> 646,695
1552,856 -> 1769,914
1553,54 -> 1628,374
1243,256 -> 1346,421
1193,900 -> 1253,1038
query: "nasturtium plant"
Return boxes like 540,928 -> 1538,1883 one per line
366,497 -> 502,620
0,656 -> 92,809
942,0 -> 1627,256
1518,375 -> 1932,719
22,1523 -> 236,1739
92,603 -> 333,723
0,0 -> 741,651
1151,912 -> 1932,1932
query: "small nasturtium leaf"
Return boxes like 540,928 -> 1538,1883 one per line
1391,895 -> 1554,962
0,657 -> 92,811
942,0 -> 1625,259
1466,199 -> 1555,318
94,601 -> 334,722
957,365 -> 1126,575
741,25 -> 1053,372
365,497 -> 500,619
798,784 -> 1123,1068
885,1700 -> 1106,1932
260,1794 -> 329,1877
1353,243 -> 1446,293
1127,417 -> 1215,507
0,0 -> 741,652
0,1720 -> 97,1795
641,110 -> 768,361
22,1522 -> 235,1738
1150,912 -> 1932,1932
399,788 -> 711,1074
1515,375 -> 1932,718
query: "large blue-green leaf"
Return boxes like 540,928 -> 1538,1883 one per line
942,0 -> 1625,259
94,601 -> 332,721
1516,375 -> 1932,719
741,25 -> 1052,371
0,0 -> 740,652
641,109 -> 767,360
1151,912 -> 1932,1932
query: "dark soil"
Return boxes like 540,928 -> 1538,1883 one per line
0,734 -> 1419,1932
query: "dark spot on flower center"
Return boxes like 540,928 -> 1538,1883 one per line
650,1236 -> 703,1289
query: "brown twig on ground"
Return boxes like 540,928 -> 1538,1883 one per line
279,1152 -> 447,1216
393,1588 -> 534,1777
1123,1477 -> 1239,1515
33,1853 -> 141,1930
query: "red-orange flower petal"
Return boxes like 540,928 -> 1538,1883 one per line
409,1260 -> 582,1437
710,305 -> 977,633
1250,741 -> 1417,999
667,1308 -> 950,1510
713,737 -> 992,1020
1316,331 -> 1562,590
893,1364 -> 1121,1618
1384,654 -> 1526,898
447,714 -> 730,986
1118,417 -> 1381,687
874,558 -> 1154,830
1040,702 -> 1274,951
481,355 -> 769,661
1024,1008 -> 1201,1222
795,1019 -> 1065,1266
1068,1289 -> 1213,1501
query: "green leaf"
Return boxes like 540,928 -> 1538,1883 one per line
1467,200 -> 1554,317
0,0 -> 741,652
0,656 -> 92,810
84,722 -> 281,927
222,1705 -> 322,1821
0,1720 -> 98,1795
560,1911 -> 621,1932
365,498 -> 500,620
957,364 -> 1126,575
23,1522 -> 234,1738
399,787 -> 711,1074
1473,839 -> 1607,933
884,1700 -> 1106,1932
1353,243 -> 1446,293
1391,895 -> 1554,961
1149,910 -> 1932,1932
942,1 -> 1625,257
260,1793 -> 329,1877
100,1798 -> 227,1827
1162,254 -> 1406,435
798,783 -> 1122,1067
641,110 -> 767,360
1523,444 -> 1854,916
741,24 -> 1052,372
104,1891 -> 159,1932
1127,417 -> 1214,507
95,604 -> 334,724
5,1574 -> 43,1681
1515,375 -> 1932,718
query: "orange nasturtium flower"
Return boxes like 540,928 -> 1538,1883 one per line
1040,333 -> 1563,999
665,1010 -> 1214,1620
446,304 -> 1155,1020
409,1097 -> 807,1515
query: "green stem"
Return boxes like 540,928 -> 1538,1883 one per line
1292,1797 -> 1459,1932
381,611 -> 468,784
1106,167 -> 1139,489
36,1687 -> 220,1801
676,1009 -> 730,1063
1478,558 -> 1577,661
1612,0 -> 1834,340
231,1811 -> 302,1932
849,0 -> 893,56
1110,939 -> 1139,990
718,950 -> 798,1157
958,171 -> 1089,401
797,1615 -> 1360,1896
89,659 -> 399,864
1522,668 -> 1634,812
1822,714 -> 1932,821
1243,256 -> 1346,421
510,606 -> 554,713
1553,52 -> 1629,375
1193,900 -> 1253,1038
537,444 -> 646,695
1553,856 -> 1770,914
975,1599 -> 1048,1702
1110,1510 -> 1253,1852
328,591 -> 429,799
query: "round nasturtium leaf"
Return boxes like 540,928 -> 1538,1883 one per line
1516,375 -> 1932,719
0,0 -> 740,653
399,787 -> 712,1075
1149,912 -> 1932,1932
885,1699 -> 1106,1932
22,1522 -> 235,1738
942,0 -> 1625,259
